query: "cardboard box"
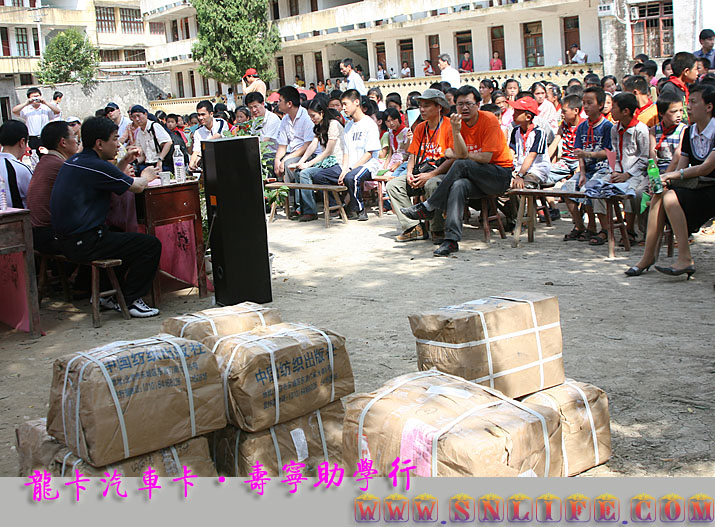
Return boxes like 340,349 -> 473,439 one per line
212,400 -> 344,477
343,370 -> 563,477
161,302 -> 281,341
46,335 -> 227,467
520,379 -> 611,476
409,292 -> 564,398
16,419 -> 64,477
203,322 -> 354,432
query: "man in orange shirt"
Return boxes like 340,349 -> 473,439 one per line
386,89 -> 454,242
401,85 -> 513,256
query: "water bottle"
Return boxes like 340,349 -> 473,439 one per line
647,158 -> 663,194
173,145 -> 185,183
0,187 -> 7,211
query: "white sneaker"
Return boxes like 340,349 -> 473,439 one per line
128,298 -> 160,318
91,296 -> 121,312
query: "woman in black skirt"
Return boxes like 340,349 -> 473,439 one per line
626,84 -> 715,279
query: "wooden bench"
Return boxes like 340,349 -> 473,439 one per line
265,182 -> 348,228
371,174 -> 393,218
37,252 -> 131,327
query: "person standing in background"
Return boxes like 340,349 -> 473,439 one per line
11,87 -> 61,153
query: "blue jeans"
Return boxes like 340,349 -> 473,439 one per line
299,164 -> 342,214
392,161 -> 408,179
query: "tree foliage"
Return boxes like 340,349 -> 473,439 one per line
192,0 -> 282,86
36,29 -> 99,87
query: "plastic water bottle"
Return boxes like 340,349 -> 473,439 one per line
173,145 -> 185,183
647,158 -> 663,194
0,187 -> 7,211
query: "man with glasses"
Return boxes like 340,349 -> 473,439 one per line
26,121 -> 80,253
104,102 -> 131,141
401,85 -> 513,256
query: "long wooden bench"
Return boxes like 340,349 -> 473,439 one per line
37,252 -> 131,327
265,182 -> 348,228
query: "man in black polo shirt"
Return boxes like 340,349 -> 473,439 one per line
50,117 -> 162,318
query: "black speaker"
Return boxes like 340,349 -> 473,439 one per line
202,135 -> 272,305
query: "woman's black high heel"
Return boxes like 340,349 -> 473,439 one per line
625,264 -> 651,276
654,265 -> 696,279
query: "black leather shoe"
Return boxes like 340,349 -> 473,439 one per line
401,202 -> 434,221
655,264 -> 696,279
433,240 -> 459,257
624,264 -> 651,276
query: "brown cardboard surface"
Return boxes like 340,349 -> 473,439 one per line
409,292 -> 564,398
520,379 -> 612,476
16,419 -> 63,477
343,370 -> 563,477
203,322 -> 354,432
211,400 -> 344,477
161,302 -> 282,341
46,335 -> 226,467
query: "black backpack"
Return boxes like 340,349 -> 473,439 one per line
148,121 -> 188,172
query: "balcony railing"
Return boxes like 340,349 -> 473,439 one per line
141,0 -> 194,21
146,38 -> 193,65
0,56 -> 41,75
148,96 -> 208,116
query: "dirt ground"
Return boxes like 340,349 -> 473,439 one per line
1,205 -> 714,477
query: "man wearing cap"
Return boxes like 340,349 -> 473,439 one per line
401,85 -> 514,256
242,68 -> 267,99
105,102 -> 131,142
66,117 -> 82,152
386,88 -> 454,242
507,96 -> 551,188
129,104 -> 172,172
27,120 -> 80,253
51,117 -> 162,318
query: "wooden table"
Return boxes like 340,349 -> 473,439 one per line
135,181 -> 207,307
0,208 -> 40,337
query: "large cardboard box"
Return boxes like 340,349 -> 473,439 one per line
161,302 -> 281,341
520,379 -> 611,476
409,292 -> 564,398
343,370 -> 563,477
212,401 -> 344,477
46,335 -> 227,467
203,322 -> 354,432
17,419 -> 217,477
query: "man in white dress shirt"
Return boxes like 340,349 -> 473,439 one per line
438,54 -> 462,88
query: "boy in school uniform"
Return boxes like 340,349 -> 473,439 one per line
507,97 -> 551,188
660,52 -> 699,122
650,92 -> 686,173
549,94 -> 585,182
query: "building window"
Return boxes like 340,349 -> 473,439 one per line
125,49 -> 146,62
96,7 -> 116,34
289,0 -> 298,16
176,71 -> 185,98
523,21 -> 544,67
563,16 -> 580,63
491,26 -> 505,68
149,22 -> 165,35
99,49 -> 120,62
631,1 -> 673,58
271,0 -> 279,19
398,39 -> 414,78
189,70 -> 196,97
455,31 -> 472,58
32,27 -> 40,56
276,56 -> 285,87
16,28 -> 29,56
1,28 -> 10,57
375,42 -> 385,71
171,20 -> 180,42
294,54 -> 304,83
20,73 -> 33,85
202,75 -> 209,96
12,0 -> 23,6
120,8 -> 143,34
182,17 -> 191,40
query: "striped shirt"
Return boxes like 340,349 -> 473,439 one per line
509,124 -> 551,182
654,122 -> 687,172
559,118 -> 585,162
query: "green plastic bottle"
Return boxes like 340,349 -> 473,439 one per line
648,159 -> 663,194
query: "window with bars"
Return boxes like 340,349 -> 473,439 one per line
99,49 -> 120,62
631,1 -> 673,58
120,8 -> 143,34
16,28 -> 29,56
125,49 -> 146,62
202,75 -> 209,96
12,0 -> 24,6
150,22 -> 165,35
96,7 -> 116,33
176,72 -> 185,98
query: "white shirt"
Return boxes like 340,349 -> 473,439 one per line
401,67 -> 411,78
117,116 -> 131,141
377,69 -> 385,80
277,106 -> 314,154
688,117 -> 715,159
441,66 -> 461,88
509,124 -> 551,183
135,121 -> 172,163
571,49 -> 587,64
20,105 -> 58,136
251,110 -> 281,153
343,116 -> 381,175
192,118 -> 227,154
346,70 -> 367,95
0,152 -> 33,208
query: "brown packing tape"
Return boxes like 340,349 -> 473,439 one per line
46,335 -> 227,467
343,371 -> 563,477
161,302 -> 282,341
203,322 -> 354,433
50,436 -> 217,477
211,400 -> 345,477
409,292 -> 564,398
520,380 -> 612,476
16,419 -> 64,477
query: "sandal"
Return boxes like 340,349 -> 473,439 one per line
589,230 -> 608,246
578,229 -> 596,242
563,228 -> 584,241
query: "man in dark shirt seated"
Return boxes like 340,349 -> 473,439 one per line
27,120 -> 79,254
50,116 -> 162,318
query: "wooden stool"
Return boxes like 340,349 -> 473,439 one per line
37,252 -> 71,306
604,196 -> 631,258
266,182 -> 348,228
480,196 -> 507,242
535,182 -> 555,227
372,175 -> 392,218
508,188 -> 586,248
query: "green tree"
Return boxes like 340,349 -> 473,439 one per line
192,0 -> 282,86
36,29 -> 99,87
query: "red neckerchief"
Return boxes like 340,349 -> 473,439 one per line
389,124 -> 406,150
634,100 -> 654,120
668,76 -> 690,105
563,117 -> 585,137
519,124 -> 536,156
655,121 -> 679,151
585,116 -> 604,148
617,116 -> 640,172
